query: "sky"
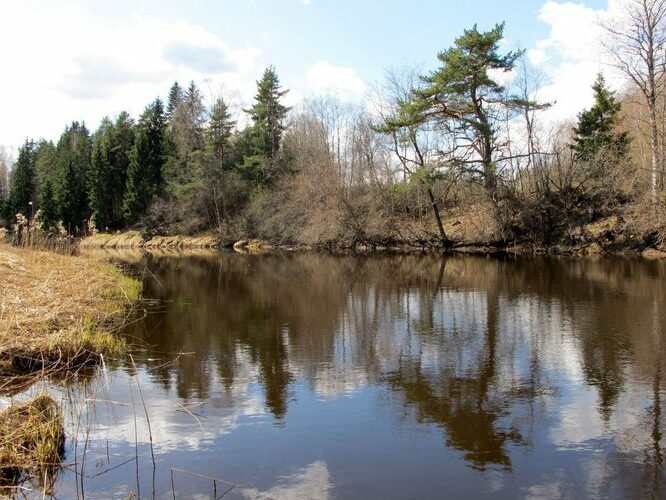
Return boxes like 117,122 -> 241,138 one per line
0,0 -> 625,152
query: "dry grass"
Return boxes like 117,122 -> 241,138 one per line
80,230 -> 222,249
0,243 -> 141,382
0,394 -> 64,490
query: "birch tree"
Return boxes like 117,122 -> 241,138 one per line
604,0 -> 666,204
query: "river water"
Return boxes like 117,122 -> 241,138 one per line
31,252 -> 666,498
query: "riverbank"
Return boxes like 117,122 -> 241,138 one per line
0,243 -> 141,487
0,244 -> 141,381
77,217 -> 666,259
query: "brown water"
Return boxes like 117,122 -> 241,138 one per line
23,252 -> 666,498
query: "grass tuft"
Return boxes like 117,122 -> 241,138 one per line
0,394 -> 65,489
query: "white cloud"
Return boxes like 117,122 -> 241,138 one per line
0,1 -> 261,148
530,0 -> 628,123
242,460 -> 332,499
305,61 -> 367,100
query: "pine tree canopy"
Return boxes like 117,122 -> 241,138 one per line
375,24 -> 540,192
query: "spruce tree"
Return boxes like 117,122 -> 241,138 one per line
165,81 -> 206,189
7,140 -> 37,219
184,81 -> 206,152
207,97 -> 236,164
89,120 -> 114,229
53,122 -> 92,233
109,112 -> 135,226
123,99 -> 167,222
89,114 -> 134,229
39,179 -> 58,231
242,66 -> 290,185
571,73 -> 630,162
34,140 -> 57,202
167,81 -> 184,119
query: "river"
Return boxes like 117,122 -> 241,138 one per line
28,252 -> 666,498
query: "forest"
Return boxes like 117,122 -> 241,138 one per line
1,3 -> 666,253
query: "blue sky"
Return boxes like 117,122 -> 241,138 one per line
0,0 -> 621,149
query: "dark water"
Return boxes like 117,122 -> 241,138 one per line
27,253 -> 666,498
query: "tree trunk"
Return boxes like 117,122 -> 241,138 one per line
426,186 -> 448,243
651,103 -> 660,205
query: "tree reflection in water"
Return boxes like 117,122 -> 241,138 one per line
115,251 -> 666,495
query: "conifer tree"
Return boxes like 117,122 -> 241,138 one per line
109,112 -> 135,226
207,97 -> 236,164
167,81 -> 184,119
89,120 -> 114,229
166,81 -> 206,187
0,148 -> 12,215
39,179 -> 58,231
53,122 -> 92,233
183,81 -> 206,152
7,140 -> 37,219
242,66 -> 290,185
34,140 -> 57,202
378,24 -> 537,193
89,114 -> 134,229
571,73 -> 630,162
123,99 -> 167,222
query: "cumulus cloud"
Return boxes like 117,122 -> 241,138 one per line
529,0 -> 627,122
305,61 -> 366,100
0,1 -> 261,146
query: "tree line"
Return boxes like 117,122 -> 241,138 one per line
1,66 -> 289,235
2,0 -> 665,250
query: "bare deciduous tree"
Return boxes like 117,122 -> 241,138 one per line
604,0 -> 666,204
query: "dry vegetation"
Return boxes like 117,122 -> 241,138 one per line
0,243 -> 140,488
0,243 -> 141,382
0,394 -> 64,491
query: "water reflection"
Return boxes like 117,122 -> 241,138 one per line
52,252 -> 666,497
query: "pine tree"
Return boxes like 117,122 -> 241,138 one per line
571,73 -> 630,162
123,99 -> 167,222
242,66 -> 290,185
377,24 -> 536,193
7,140 -> 37,219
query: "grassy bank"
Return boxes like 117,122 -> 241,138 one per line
76,214 -> 666,258
0,243 -> 141,488
0,243 -> 141,381
79,230 -> 223,249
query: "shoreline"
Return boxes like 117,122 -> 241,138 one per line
0,243 -> 141,488
77,230 -> 666,259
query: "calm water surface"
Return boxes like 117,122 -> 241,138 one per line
23,253 -> 666,498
